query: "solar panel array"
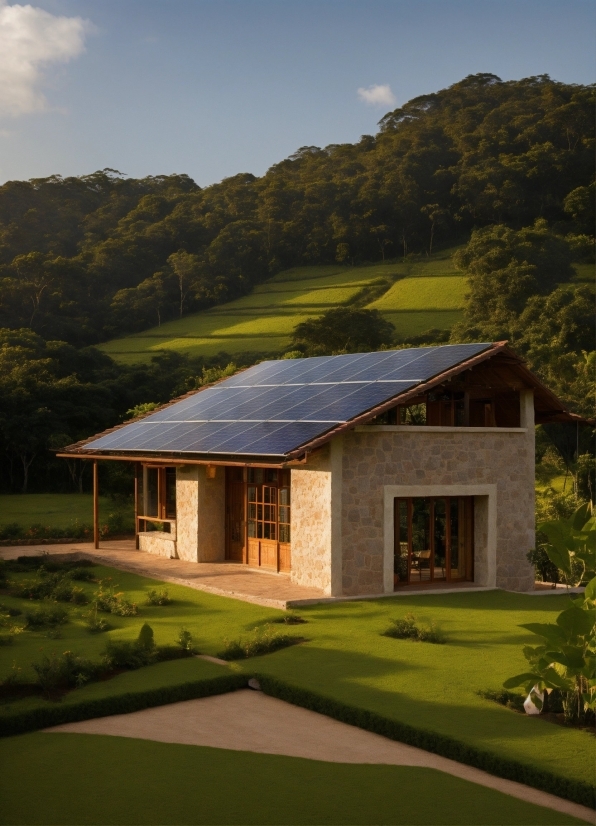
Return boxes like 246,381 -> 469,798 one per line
82,344 -> 491,458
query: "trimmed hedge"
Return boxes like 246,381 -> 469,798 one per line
0,673 -> 247,738
254,673 -> 596,810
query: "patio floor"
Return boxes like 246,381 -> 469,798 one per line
0,540 -> 327,609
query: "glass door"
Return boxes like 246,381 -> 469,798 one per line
394,496 -> 473,587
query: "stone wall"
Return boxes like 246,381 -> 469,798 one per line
340,419 -> 535,595
139,532 -> 177,559
290,447 -> 334,593
175,465 -> 225,563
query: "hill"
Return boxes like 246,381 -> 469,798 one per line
0,74 -> 592,347
100,249 -> 468,363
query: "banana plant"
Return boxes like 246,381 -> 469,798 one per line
537,502 -> 596,586
505,504 -> 596,723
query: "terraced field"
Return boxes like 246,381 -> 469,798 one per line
100,251 -> 468,365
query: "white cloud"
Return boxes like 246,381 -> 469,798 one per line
357,84 -> 397,108
0,0 -> 90,117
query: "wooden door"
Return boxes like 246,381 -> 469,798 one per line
225,468 -> 246,562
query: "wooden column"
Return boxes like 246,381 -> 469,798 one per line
93,460 -> 99,549
134,462 -> 140,550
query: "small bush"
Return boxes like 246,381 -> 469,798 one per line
478,688 -> 525,712
93,580 -> 138,616
218,626 -> 303,661
68,567 -> 96,582
137,623 -> 155,650
23,605 -> 68,629
176,627 -> 194,652
32,650 -> 101,698
0,633 -> 14,646
102,639 -> 151,671
273,612 -> 307,625
146,589 -> 172,606
0,603 -> 22,617
382,613 -> 446,644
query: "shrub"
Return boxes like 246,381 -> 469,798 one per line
382,613 -> 446,644
32,650 -> 101,698
477,688 -> 525,712
0,603 -> 22,617
23,605 -> 68,629
137,623 -> 155,650
93,580 -> 138,616
68,567 -> 96,582
102,639 -> 151,671
273,613 -> 307,625
0,523 -> 24,540
176,627 -> 194,652
218,626 -> 303,660
0,634 -> 14,646
146,589 -> 172,606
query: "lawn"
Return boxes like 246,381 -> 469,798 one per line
99,253 -> 472,365
0,564 -> 592,796
99,264 -> 398,364
0,733 -> 585,825
0,494 -> 133,534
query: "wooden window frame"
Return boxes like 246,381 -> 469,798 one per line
138,465 -> 176,534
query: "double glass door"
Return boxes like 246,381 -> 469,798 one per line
394,497 -> 473,587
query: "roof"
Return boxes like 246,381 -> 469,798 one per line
60,342 -> 590,464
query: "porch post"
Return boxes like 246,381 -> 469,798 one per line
93,460 -> 99,549
134,462 -> 140,550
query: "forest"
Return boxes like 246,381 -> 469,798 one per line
0,72 -> 594,493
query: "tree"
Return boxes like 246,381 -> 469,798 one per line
291,308 -> 395,355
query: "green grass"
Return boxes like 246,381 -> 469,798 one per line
0,733 -> 585,825
100,251 -> 470,365
0,566 -> 592,795
572,263 -> 595,283
0,494 -> 132,532
100,264 -> 399,364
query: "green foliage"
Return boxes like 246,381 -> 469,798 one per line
505,507 -> 596,724
23,605 -> 68,629
137,623 -> 155,650
32,650 -> 101,698
146,588 -> 172,606
92,580 -> 138,616
176,627 -> 194,652
291,307 -> 395,355
126,402 -> 159,419
218,626 -> 302,660
382,613 -> 446,644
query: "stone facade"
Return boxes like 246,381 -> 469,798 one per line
289,391 -> 536,596
290,447 -> 333,593
176,464 -> 225,562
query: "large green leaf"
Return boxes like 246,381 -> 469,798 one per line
503,672 -> 538,689
556,605 -> 596,638
571,502 -> 592,532
520,622 -> 566,645
584,576 -> 596,602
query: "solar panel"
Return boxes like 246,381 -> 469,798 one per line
80,343 -> 494,458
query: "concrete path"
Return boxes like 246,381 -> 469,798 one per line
46,689 -> 593,823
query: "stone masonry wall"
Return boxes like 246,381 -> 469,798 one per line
176,465 -> 225,562
340,426 -> 535,595
290,447 -> 333,593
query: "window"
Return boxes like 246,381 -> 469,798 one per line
138,466 -> 176,531
247,469 -> 291,543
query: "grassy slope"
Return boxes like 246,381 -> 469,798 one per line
100,265 -> 396,364
100,253 -> 468,365
0,566 -> 591,791
0,493 -> 132,532
0,734 -> 584,826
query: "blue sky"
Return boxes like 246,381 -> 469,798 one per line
0,0 -> 594,186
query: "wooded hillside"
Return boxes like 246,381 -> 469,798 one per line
0,73 -> 593,345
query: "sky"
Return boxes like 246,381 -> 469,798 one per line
0,0 -> 594,187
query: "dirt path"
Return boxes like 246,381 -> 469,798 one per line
46,689 -> 593,823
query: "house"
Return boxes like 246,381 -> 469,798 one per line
59,342 -> 585,597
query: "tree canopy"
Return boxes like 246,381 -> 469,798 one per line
0,74 -> 592,343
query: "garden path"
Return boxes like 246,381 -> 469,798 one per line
46,688 -> 593,823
